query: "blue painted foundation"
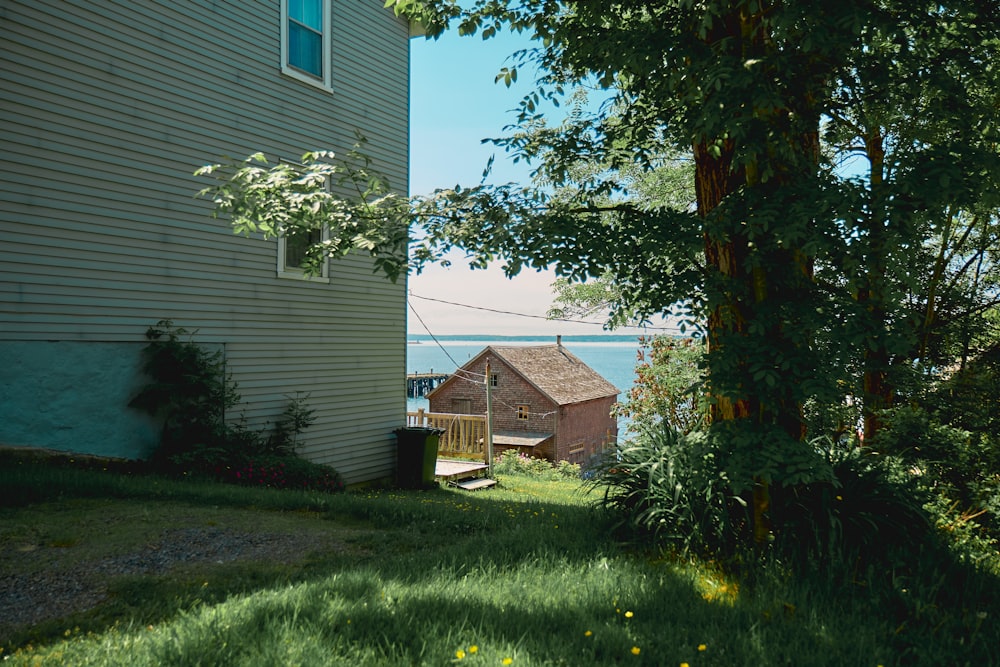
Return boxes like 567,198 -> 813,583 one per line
0,341 -> 160,459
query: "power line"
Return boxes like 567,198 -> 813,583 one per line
409,299 -> 615,418
407,301 -> 466,370
408,291 -> 686,333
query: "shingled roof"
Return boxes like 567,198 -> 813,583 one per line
486,344 -> 619,405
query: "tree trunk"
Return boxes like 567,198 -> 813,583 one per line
693,4 -> 824,546
696,138 -> 774,546
859,129 -> 892,441
693,5 -> 824,546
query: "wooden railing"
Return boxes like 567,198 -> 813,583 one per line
407,409 -> 487,461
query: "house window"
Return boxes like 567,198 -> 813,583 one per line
453,398 -> 472,414
278,227 -> 328,280
490,373 -> 499,387
277,159 -> 329,280
281,0 -> 332,91
516,404 -> 530,421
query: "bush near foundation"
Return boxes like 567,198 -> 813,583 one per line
129,320 -> 343,493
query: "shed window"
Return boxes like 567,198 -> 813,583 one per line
490,373 -> 499,387
516,404 -> 530,421
282,0 -> 332,91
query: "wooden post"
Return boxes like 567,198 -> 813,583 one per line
417,408 -> 425,426
485,359 -> 494,476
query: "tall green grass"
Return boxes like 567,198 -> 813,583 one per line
3,458 -> 1000,665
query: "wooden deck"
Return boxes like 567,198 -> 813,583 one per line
435,458 -> 489,480
408,410 -> 488,459
435,458 -> 497,490
408,410 -> 496,489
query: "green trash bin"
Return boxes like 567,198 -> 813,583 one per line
394,427 -> 444,489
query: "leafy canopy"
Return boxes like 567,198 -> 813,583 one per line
197,2 -> 1000,537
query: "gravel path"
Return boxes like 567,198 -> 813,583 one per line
0,527 -> 344,634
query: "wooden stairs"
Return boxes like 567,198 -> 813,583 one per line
434,458 -> 496,491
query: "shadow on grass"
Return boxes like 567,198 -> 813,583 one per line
3,456 -> 1000,665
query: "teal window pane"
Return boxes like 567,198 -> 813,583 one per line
289,0 -> 322,31
289,22 -> 322,77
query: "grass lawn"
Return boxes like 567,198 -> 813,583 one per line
1,455 -> 999,666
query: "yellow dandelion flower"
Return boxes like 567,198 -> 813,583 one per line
631,646 -> 641,655
456,649 -> 466,660
698,644 -> 707,651
681,663 -> 690,667
624,611 -> 634,618
502,659 -> 513,666
584,630 -> 593,637
469,646 -> 478,654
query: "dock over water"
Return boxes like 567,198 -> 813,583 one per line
406,373 -> 450,398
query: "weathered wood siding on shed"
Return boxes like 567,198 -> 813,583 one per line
428,355 -> 558,462
0,1 -> 410,484
427,346 -> 619,464
556,397 -> 618,464
428,355 -> 554,426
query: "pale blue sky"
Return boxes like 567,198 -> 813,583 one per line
406,29 -> 672,337
409,29 -> 537,195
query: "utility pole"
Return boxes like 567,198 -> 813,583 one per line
485,358 -> 494,477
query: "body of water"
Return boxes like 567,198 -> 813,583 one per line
406,335 -> 645,432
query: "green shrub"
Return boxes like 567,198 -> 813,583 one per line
129,320 -> 341,493
493,449 -> 581,480
588,423 -> 748,556
931,342 -> 1000,436
591,424 -> 942,568
773,443 -> 933,567
925,492 -> 1000,568
212,454 -> 344,493
614,335 -> 709,436
870,405 -> 970,464
128,320 -> 240,468
871,406 -> 1000,564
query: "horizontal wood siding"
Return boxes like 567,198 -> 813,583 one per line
428,355 -> 559,460
556,398 -> 619,464
0,0 -> 410,484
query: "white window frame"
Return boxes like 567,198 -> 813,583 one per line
277,157 -> 330,281
278,227 -> 330,281
280,0 -> 333,92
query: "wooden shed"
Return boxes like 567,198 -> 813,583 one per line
427,340 -> 619,465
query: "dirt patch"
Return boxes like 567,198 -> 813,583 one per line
0,511 -> 369,636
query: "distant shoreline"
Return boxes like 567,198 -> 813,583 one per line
406,333 -> 654,344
